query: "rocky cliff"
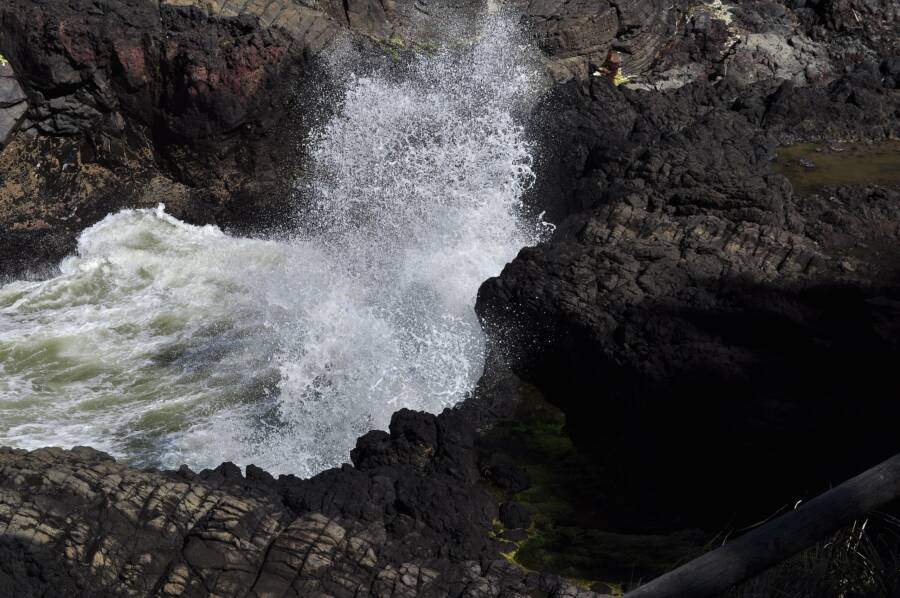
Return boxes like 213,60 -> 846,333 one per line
478,0 -> 900,530
0,0 -> 898,595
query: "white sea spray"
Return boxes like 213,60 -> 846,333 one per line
0,16 -> 548,476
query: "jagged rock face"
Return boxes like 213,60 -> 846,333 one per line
0,63 -> 26,147
616,0 -> 897,91
0,0 -> 324,276
786,0 -> 899,53
639,0 -> 836,90
0,0 -> 306,175
164,0 -> 346,41
0,409 -> 603,598
477,58 -> 900,528
0,0 -> 460,277
0,0 -> 490,148
500,0 -> 686,81
0,0 -> 897,592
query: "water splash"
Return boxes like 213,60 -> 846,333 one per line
0,16 -> 547,476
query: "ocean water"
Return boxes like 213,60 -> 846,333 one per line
0,16 -> 548,476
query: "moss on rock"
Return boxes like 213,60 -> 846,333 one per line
478,383 -> 709,590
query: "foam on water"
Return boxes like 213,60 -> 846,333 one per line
0,16 -> 547,476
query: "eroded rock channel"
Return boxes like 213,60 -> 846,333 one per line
0,0 -> 898,596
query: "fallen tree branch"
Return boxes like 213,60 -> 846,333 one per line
625,452 -> 900,598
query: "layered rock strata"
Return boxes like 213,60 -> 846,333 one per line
0,408 -> 605,598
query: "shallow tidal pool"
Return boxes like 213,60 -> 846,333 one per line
774,140 -> 900,195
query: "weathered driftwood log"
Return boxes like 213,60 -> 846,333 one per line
625,452 -> 900,598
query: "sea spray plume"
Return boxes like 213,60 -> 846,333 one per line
240,15 -> 550,475
0,15 -> 549,477
298,17 -> 545,245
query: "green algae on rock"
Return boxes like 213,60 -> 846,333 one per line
478,384 -> 709,590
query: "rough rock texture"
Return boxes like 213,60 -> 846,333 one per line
0,0 -> 458,277
500,0 -> 687,81
0,63 -> 26,147
0,409 -> 604,598
621,0 -> 897,91
478,24 -> 900,529
0,0 -> 898,593
0,0 -> 316,275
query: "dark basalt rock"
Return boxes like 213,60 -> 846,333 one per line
484,0 -> 899,539
0,0 -> 898,593
0,408 -> 606,598
503,0 -> 688,81
478,53 -> 900,530
0,1 -> 318,276
499,501 -> 531,530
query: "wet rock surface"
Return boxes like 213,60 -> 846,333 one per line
0,0 -> 898,594
477,16 -> 900,531
0,0 -> 518,277
0,0 -> 316,276
0,409 -> 605,597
